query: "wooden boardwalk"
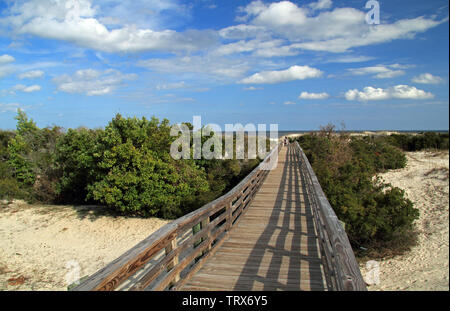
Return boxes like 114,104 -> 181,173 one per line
73,142 -> 366,292
180,145 -> 326,291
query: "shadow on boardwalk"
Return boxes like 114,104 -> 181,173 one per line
180,145 -> 325,291
232,145 -> 324,291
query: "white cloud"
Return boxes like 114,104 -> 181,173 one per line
283,101 -> 296,105
156,81 -> 187,90
19,70 -> 45,79
138,55 -> 251,80
345,85 -> 434,101
3,0 -> 217,53
234,1 -> 445,53
309,0 -> 333,11
389,63 -> 416,69
296,16 -> 444,52
214,38 -> 301,58
0,54 -> 16,78
252,1 -> 308,27
348,65 -> 407,79
0,54 -> 15,64
299,91 -> 330,99
0,67 -> 14,79
239,65 -> 323,84
53,68 -> 137,96
0,103 -> 21,113
243,86 -> 263,91
412,73 -> 444,84
326,55 -> 375,63
375,70 -> 405,79
218,24 -> 267,40
11,84 -> 42,93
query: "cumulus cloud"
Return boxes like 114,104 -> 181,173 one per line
296,16 -> 444,52
19,70 -> 45,79
239,65 -> 323,84
0,54 -> 15,64
3,0 -> 217,53
345,85 -> 434,101
299,91 -> 330,99
412,73 -> 444,84
53,68 -> 137,96
233,1 -> 445,53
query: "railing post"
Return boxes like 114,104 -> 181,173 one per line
165,235 -> 180,284
226,200 -> 233,231
201,217 -> 211,252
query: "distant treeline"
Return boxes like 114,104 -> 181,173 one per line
0,111 -> 263,219
291,124 -> 448,258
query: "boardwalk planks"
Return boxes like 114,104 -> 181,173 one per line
71,142 -> 366,291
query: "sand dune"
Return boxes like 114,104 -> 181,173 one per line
360,150 -> 449,291
0,203 -> 169,290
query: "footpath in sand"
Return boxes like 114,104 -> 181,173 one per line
0,203 -> 169,290
360,150 -> 449,291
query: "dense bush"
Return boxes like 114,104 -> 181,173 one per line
4,112 -> 63,202
55,127 -> 100,203
1,111 -> 262,219
0,130 -> 27,201
84,115 -> 211,218
296,129 -> 419,256
350,137 -> 406,172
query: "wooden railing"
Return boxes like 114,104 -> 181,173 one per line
293,141 -> 366,291
71,143 -> 281,291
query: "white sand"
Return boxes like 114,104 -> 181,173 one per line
0,203 -> 169,290
360,150 -> 449,291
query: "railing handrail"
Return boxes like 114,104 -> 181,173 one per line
71,142 -> 281,291
294,141 -> 366,291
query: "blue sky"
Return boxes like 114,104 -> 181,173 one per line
0,0 -> 448,130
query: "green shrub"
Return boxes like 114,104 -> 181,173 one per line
55,127 -> 100,203
2,111 -> 266,219
85,114 -> 211,219
296,128 -> 419,255
6,110 -> 63,202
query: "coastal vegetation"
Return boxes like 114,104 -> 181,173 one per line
291,125 -> 448,258
0,111 -> 262,219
